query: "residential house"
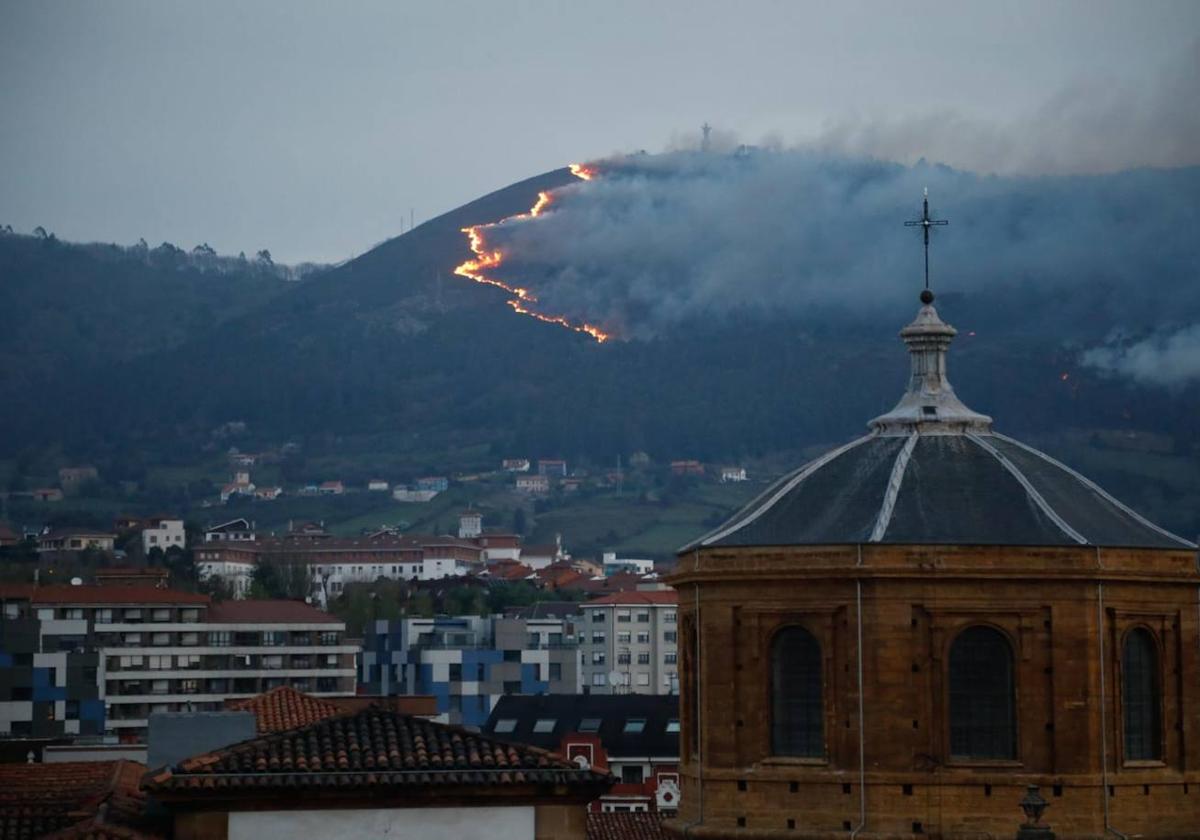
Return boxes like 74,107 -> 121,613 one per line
522,535 -> 566,570
485,694 -> 680,814
668,460 -> 704,477
458,509 -> 483,538
30,487 -> 64,502
476,532 -> 522,563
141,517 -> 185,555
601,552 -> 654,577
516,474 -> 550,495
367,479 -> 390,492
254,485 -> 282,500
318,480 -> 345,495
719,466 -> 748,482
416,476 -> 449,493
36,529 -> 116,553
145,705 -> 610,840
392,485 -> 439,502
538,459 -> 568,477
502,458 -> 531,472
204,518 -> 257,543
578,590 -> 679,696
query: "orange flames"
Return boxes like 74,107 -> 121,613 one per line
568,163 -> 596,181
453,163 -> 611,343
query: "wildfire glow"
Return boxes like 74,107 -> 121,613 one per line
569,163 -> 596,181
452,164 -> 611,343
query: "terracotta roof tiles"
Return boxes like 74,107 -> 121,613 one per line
226,686 -> 346,734
586,811 -> 667,840
146,706 -> 611,795
0,761 -> 155,840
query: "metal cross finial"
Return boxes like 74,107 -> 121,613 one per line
904,187 -> 949,291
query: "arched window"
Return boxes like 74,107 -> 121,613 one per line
1122,628 -> 1161,761
770,626 -> 823,757
949,626 -> 1016,759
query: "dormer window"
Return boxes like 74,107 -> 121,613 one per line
922,405 -> 937,416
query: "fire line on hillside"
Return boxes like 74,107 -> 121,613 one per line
453,163 -> 610,343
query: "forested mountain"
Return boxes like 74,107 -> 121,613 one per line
3,163 -> 1199,537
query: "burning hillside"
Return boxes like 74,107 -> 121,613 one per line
454,164 -> 610,343
449,150 -> 1200,375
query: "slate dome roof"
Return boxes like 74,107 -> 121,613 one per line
686,295 -> 1194,552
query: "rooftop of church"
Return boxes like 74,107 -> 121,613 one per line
684,229 -> 1195,553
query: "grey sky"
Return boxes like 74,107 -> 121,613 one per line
1,1 -> 1197,263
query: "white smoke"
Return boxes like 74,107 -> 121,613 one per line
1083,326 -> 1200,387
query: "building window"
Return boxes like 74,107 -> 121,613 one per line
592,674 -> 606,686
665,611 -> 677,624
617,611 -> 631,624
636,632 -> 650,644
770,625 -> 824,758
449,663 -> 462,681
637,652 -> 650,665
64,608 -> 84,620
636,673 -> 650,686
123,633 -> 142,647
263,631 -> 285,646
1123,628 -> 1161,761
592,652 -> 606,665
592,632 -> 606,644
549,662 -> 562,681
494,718 -> 517,733
151,608 -> 171,622
96,608 -> 113,624
533,718 -> 556,733
636,612 -> 650,623
621,765 -> 645,784
617,652 -> 631,665
664,631 -> 677,643
591,612 -> 606,623
623,718 -> 646,733
320,631 -> 339,645
666,718 -> 681,732
209,631 -> 231,647
664,652 -> 677,665
948,626 -> 1016,760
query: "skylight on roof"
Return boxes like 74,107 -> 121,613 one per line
623,718 -> 646,733
666,719 -> 680,732
533,718 -> 556,733
494,718 -> 517,733
578,718 -> 601,732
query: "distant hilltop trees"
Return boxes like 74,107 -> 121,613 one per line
0,224 -> 324,282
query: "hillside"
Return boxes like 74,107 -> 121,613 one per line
2,160 -> 1199,542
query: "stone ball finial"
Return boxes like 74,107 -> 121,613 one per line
920,289 -> 935,305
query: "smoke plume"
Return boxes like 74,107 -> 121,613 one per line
1083,326 -> 1200,387
482,152 -> 1200,343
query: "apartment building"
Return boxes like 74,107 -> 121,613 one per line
359,611 -> 581,727
141,517 -> 185,554
0,585 -> 356,742
578,590 -> 678,695
195,534 -> 483,602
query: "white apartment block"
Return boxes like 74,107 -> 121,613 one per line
578,590 -> 679,695
142,519 -> 185,555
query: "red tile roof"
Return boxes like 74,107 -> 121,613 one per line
586,811 -> 667,840
0,761 -> 157,840
205,599 -> 341,624
0,585 -> 208,605
146,706 -> 612,796
583,590 -> 678,606
226,686 -> 346,734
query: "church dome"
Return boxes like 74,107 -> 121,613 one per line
688,294 -> 1195,551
